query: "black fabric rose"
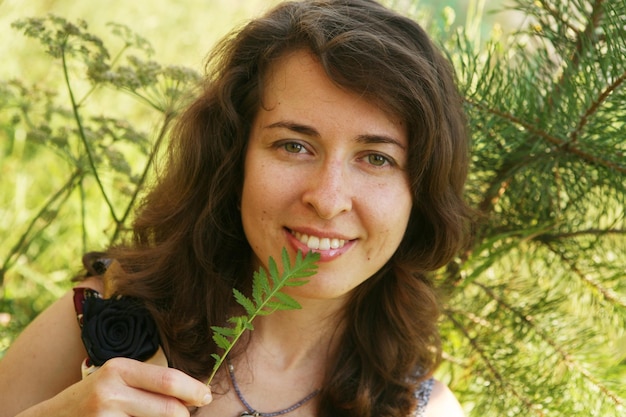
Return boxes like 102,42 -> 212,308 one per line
81,294 -> 160,366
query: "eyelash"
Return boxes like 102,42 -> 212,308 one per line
277,140 -> 397,168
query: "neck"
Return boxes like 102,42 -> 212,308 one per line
248,297 -> 346,372
212,299 -> 346,417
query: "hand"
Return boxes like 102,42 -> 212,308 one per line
28,358 -> 212,417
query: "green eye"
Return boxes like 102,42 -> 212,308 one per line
368,154 -> 389,166
284,142 -> 305,153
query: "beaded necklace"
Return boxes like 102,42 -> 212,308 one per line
227,360 -> 319,417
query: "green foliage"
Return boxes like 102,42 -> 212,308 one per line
1,1 -> 625,416
433,0 -> 626,415
208,249 -> 319,384
0,15 -> 200,344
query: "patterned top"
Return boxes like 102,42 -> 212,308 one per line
415,377 -> 435,416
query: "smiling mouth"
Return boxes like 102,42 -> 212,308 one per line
291,230 -> 347,250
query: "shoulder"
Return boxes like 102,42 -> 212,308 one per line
0,277 -> 104,416
75,275 -> 106,293
422,379 -> 465,417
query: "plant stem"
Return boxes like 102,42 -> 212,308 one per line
0,169 -> 82,284
61,38 -> 119,223
111,111 -> 174,242
206,251 -> 318,385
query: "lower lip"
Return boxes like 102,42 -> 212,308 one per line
285,230 -> 354,262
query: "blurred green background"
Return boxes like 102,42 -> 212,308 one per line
1,0 -> 279,77
0,0 -> 513,348
1,1 -> 624,416
0,0 -> 277,338
0,0 -> 518,80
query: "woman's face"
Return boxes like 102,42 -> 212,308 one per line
240,50 -> 412,303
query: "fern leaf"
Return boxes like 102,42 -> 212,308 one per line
233,288 -> 256,316
211,332 -> 231,350
268,255 -> 280,284
206,249 -> 319,385
211,324 -> 240,337
226,316 -> 247,332
254,268 -> 271,299
263,301 -> 292,312
252,273 -> 264,307
282,246 -> 292,274
273,292 -> 302,310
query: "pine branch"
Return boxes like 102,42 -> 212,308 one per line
536,228 -> 626,242
549,0 -> 606,105
475,155 -> 526,214
537,0 -> 584,35
566,0 -> 605,74
541,241 -> 626,310
461,224 -> 557,291
466,99 -> 626,174
571,69 -> 626,142
472,280 -> 625,407
446,312 -> 547,417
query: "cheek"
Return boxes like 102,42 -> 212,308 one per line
373,180 -> 412,224
380,187 -> 412,243
362,185 -> 412,256
241,156 -> 269,213
242,156 -> 302,212
240,161 -> 288,238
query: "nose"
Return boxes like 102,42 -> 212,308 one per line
302,160 -> 353,219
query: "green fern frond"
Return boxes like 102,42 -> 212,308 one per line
206,248 -> 319,384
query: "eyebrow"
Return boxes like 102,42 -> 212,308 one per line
266,121 -> 406,150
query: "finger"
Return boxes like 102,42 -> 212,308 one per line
97,385 -> 191,417
103,358 -> 212,408
72,366 -> 192,417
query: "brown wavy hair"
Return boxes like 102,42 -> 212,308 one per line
99,1 -> 471,416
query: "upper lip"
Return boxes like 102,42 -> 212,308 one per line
286,227 -> 354,241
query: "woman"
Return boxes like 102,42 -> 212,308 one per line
0,0 -> 471,416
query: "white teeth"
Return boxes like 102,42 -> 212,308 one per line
293,231 -> 346,250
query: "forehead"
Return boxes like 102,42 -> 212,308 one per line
261,50 -> 330,103
258,49 -> 406,135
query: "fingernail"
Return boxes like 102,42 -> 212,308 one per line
201,392 -> 212,405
